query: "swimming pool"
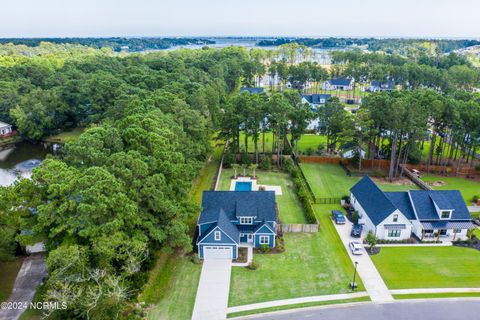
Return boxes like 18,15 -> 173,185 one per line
235,181 -> 252,191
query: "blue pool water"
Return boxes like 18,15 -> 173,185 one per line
235,181 -> 252,191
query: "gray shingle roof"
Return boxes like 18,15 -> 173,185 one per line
350,176 -> 397,225
199,191 -> 277,224
384,192 -> 416,220
408,190 -> 471,221
329,78 -> 352,86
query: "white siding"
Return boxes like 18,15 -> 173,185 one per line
376,210 -> 413,240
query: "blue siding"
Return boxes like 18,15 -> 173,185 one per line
254,234 -> 275,248
198,226 -> 237,245
240,234 -> 248,242
198,244 -> 237,259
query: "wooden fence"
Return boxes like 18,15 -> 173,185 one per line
277,223 -> 319,233
299,156 -> 343,164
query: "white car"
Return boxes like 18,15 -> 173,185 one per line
349,241 -> 363,255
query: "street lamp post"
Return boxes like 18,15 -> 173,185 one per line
351,261 -> 358,291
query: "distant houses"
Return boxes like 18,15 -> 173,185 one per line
240,87 -> 264,94
301,94 -> 332,109
322,78 -> 354,91
369,80 -> 395,92
0,122 -> 13,137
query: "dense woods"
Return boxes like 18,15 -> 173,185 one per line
0,40 -> 479,318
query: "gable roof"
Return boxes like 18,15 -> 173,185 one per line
199,191 -> 277,225
408,190 -> 471,221
302,94 -> 332,104
384,192 -> 416,220
329,78 -> 352,86
240,87 -> 264,94
197,209 -> 240,244
254,221 -> 275,234
350,176 -> 397,225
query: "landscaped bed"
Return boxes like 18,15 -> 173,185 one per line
371,246 -> 480,289
421,174 -> 480,204
228,204 -> 364,307
300,163 -> 419,199
219,168 -> 307,224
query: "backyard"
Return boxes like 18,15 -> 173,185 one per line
371,246 -> 480,289
238,132 -> 329,155
219,168 -> 307,224
421,174 -> 480,204
300,163 -> 419,199
229,203 -> 364,307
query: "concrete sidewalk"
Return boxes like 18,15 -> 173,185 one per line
227,292 -> 369,314
192,259 -> 232,320
332,219 -> 393,302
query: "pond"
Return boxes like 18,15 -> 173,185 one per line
0,142 -> 52,186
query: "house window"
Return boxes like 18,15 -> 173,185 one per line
214,231 -> 221,241
239,217 -> 253,224
441,211 -> 451,219
393,214 -> 398,222
388,230 -> 401,237
259,236 -> 269,245
453,229 -> 462,233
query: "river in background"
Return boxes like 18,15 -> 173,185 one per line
0,142 -> 52,186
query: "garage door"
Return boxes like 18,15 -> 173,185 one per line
203,246 -> 233,260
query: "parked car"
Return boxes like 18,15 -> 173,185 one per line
350,224 -> 363,238
331,210 -> 346,225
349,241 -> 363,255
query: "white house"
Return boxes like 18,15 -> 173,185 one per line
350,176 -> 472,241
369,80 -> 395,92
322,78 -> 354,91
0,122 -> 13,136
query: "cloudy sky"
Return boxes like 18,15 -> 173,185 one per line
1,0 -> 479,38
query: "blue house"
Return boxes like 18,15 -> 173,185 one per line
322,78 -> 354,90
196,191 -> 278,260
240,87 -> 264,94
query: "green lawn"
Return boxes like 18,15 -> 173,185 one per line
393,292 -> 480,300
229,204 -> 364,307
0,258 -> 23,302
43,127 -> 85,143
145,142 -> 223,320
301,163 -> 419,199
219,168 -> 306,224
421,174 -> 480,204
237,132 -> 330,154
371,247 -> 480,289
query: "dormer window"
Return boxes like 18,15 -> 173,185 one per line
393,214 -> 398,222
214,231 -> 221,241
441,211 -> 451,219
239,217 -> 253,224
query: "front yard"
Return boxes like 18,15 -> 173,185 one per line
219,168 -> 307,224
371,246 -> 480,289
301,163 -> 419,199
228,204 -> 363,307
421,174 -> 480,204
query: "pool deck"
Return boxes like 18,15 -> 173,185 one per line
229,176 -> 282,195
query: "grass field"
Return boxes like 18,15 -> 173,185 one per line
300,163 -> 419,198
229,204 -> 364,307
238,132 -> 329,154
371,246 -> 480,289
145,142 -> 223,320
219,168 -> 306,224
393,292 -> 480,300
421,174 -> 480,204
0,258 -> 23,302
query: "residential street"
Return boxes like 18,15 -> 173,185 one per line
245,299 -> 480,320
332,219 -> 393,302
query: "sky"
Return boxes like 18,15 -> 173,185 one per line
0,0 -> 479,38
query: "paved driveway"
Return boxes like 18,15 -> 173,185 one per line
332,219 -> 393,302
192,259 -> 232,320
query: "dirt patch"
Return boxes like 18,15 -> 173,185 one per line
370,177 -> 415,186
366,247 -> 381,255
428,180 -> 447,187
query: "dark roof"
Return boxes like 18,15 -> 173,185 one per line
199,191 -> 277,224
302,94 -> 332,104
384,192 -> 416,220
254,221 -> 275,233
350,176 -> 397,225
421,221 -> 473,230
329,78 -> 352,86
197,209 -> 240,243
408,190 -> 471,221
240,87 -> 264,94
370,80 -> 395,89
235,200 -> 258,217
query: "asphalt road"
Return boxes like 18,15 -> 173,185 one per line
245,299 -> 480,320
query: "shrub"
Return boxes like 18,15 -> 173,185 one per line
317,143 -> 326,154
366,231 -> 377,250
240,151 -> 252,165
223,152 -> 235,168
306,147 -> 314,156
341,195 -> 350,204
260,156 -> 272,170
190,255 -> 201,265
247,260 -> 259,270
472,195 -> 479,203
260,244 -> 270,253
352,211 -> 359,224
